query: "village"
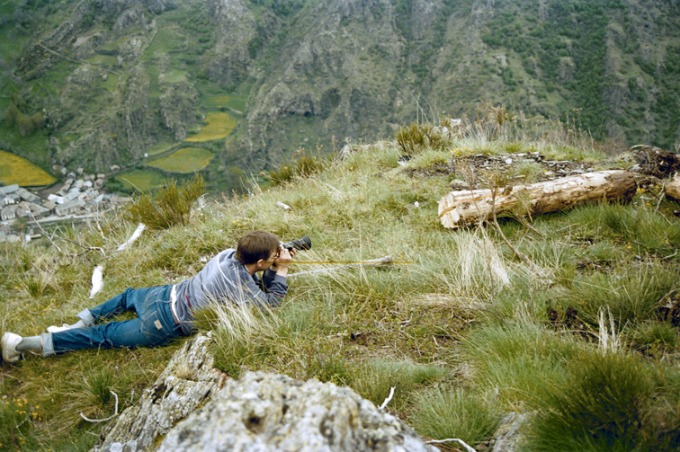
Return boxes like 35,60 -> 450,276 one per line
0,170 -> 132,243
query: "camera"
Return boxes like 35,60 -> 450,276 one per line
281,236 -> 312,251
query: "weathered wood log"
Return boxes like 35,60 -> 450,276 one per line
665,174 -> 680,202
439,170 -> 637,229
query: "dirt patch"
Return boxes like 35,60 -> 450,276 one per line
630,145 -> 680,178
405,152 -> 596,187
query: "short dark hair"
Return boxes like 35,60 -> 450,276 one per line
236,231 -> 280,265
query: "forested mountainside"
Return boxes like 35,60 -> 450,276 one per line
1,0 -> 679,191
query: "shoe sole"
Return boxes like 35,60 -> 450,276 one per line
1,332 -> 22,363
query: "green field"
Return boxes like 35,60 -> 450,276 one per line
185,112 -> 237,142
0,150 -> 56,187
146,141 -> 179,157
146,147 -> 214,173
114,168 -> 166,192
202,89 -> 250,113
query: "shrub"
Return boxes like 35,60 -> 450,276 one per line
555,264 -> 680,325
410,386 -> 501,444
527,351 -> 678,451
266,152 -> 326,186
396,123 -> 447,156
630,321 -> 677,355
125,175 -> 205,230
349,360 -> 446,412
462,324 -> 580,404
0,397 -> 37,450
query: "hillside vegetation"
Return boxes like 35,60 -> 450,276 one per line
1,115 -> 679,450
1,0 -> 678,193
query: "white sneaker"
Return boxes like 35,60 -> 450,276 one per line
47,324 -> 71,333
1,332 -> 23,363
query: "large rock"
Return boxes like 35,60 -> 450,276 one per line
95,333 -> 437,451
159,371 -> 436,451
95,333 -> 224,451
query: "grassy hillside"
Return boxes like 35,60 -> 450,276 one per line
1,115 -> 679,450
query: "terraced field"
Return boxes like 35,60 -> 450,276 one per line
0,150 -> 56,187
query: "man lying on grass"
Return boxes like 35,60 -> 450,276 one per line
2,231 -> 295,363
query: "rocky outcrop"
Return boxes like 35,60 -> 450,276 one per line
95,333 -> 437,451
160,81 -> 199,140
206,0 -> 258,90
160,371 -> 437,451
95,333 -> 224,451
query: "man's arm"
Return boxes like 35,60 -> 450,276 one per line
247,272 -> 287,308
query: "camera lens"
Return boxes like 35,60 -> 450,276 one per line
282,236 -> 312,251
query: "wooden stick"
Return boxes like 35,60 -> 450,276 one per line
290,256 -> 393,277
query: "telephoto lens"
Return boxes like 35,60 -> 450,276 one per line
281,236 -> 312,251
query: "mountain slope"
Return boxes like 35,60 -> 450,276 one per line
1,0 -> 678,187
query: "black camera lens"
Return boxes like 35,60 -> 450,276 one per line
281,236 -> 312,251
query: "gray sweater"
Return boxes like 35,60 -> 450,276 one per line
173,249 -> 287,333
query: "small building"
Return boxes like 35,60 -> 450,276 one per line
15,202 -> 50,219
0,184 -> 19,196
48,194 -> 65,204
1,205 -> 17,221
3,194 -> 20,205
17,188 -> 41,203
55,199 -> 86,216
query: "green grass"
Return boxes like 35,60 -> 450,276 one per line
555,264 -> 680,325
0,128 -> 52,168
114,168 -> 167,192
185,112 -> 237,142
145,140 -> 179,157
410,386 -> 502,444
348,360 -> 447,412
202,91 -> 249,113
1,123 -> 679,449
143,27 -> 186,60
159,69 -> 188,84
146,147 -> 214,173
526,351 -> 679,451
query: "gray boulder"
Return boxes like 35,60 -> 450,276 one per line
96,333 -> 437,451
160,371 -> 436,452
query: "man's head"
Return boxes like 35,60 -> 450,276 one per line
236,231 -> 280,265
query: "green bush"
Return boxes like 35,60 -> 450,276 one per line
410,386 -> 501,444
556,264 -> 680,325
395,123 -> 447,156
528,351 -> 679,451
266,153 -> 326,186
349,360 -> 446,412
125,175 -> 205,230
461,323 -> 582,404
630,321 -> 678,355
0,397 -> 38,450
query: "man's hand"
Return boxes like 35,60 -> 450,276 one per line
272,247 -> 295,276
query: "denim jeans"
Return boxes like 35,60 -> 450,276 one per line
42,285 -> 186,356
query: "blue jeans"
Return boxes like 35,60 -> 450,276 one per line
43,285 -> 187,356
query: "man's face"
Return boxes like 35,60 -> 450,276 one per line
263,248 -> 280,269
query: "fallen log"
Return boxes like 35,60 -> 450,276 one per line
439,170 -> 637,229
665,174 -> 680,202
